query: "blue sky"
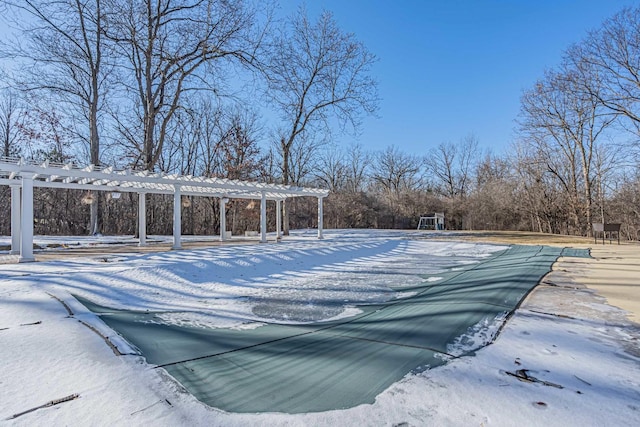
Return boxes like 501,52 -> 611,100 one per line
1,1 -> 635,157
281,0 -> 636,154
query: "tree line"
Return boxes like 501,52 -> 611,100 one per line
1,2 -> 639,240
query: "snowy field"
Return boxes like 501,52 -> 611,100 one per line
1,229 -> 639,426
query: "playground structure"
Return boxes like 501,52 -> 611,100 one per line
417,213 -> 445,231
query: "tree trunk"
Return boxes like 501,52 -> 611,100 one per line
89,92 -> 101,235
281,137 -> 291,235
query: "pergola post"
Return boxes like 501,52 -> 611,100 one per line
138,192 -> 146,246
276,199 -> 282,240
172,185 -> 182,249
317,196 -> 324,240
19,175 -> 35,262
219,197 -> 227,242
10,185 -> 21,255
260,192 -> 267,243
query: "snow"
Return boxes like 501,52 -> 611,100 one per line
1,229 -> 639,426
446,311 -> 509,357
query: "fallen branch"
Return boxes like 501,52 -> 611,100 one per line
20,321 -> 42,326
0,321 -> 42,331
526,309 -> 576,320
505,369 -> 564,389
7,393 -> 80,420
574,375 -> 592,386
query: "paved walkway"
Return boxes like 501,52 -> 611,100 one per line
79,245 -> 589,413
554,244 -> 640,322
0,237 -> 263,264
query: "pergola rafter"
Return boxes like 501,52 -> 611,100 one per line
0,157 -> 328,262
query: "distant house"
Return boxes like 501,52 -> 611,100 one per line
417,213 -> 445,230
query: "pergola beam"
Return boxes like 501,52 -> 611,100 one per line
0,158 -> 327,199
19,179 -> 309,200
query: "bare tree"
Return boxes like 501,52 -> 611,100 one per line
372,146 -> 422,194
219,108 -> 265,181
288,133 -> 323,185
106,0 -> 267,172
14,103 -> 76,163
158,106 -> 203,175
344,142 -> 371,194
370,145 -> 422,228
425,135 -> 478,199
607,172 -> 640,240
0,90 -> 22,157
466,152 -> 518,230
422,136 -> 478,229
314,145 -> 346,193
4,0 -> 108,234
592,144 -> 618,224
265,7 -> 378,233
511,143 -> 567,233
571,6 -> 640,141
519,68 -> 615,235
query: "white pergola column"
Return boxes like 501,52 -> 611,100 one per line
317,196 -> 324,240
19,175 -> 35,262
138,192 -> 146,246
10,185 -> 21,255
172,185 -> 182,249
260,192 -> 267,243
219,197 -> 227,242
276,199 -> 282,240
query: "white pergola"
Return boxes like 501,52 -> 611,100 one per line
0,157 -> 329,262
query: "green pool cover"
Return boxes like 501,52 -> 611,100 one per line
78,245 -> 589,414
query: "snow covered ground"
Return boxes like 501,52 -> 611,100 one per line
1,230 -> 639,426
